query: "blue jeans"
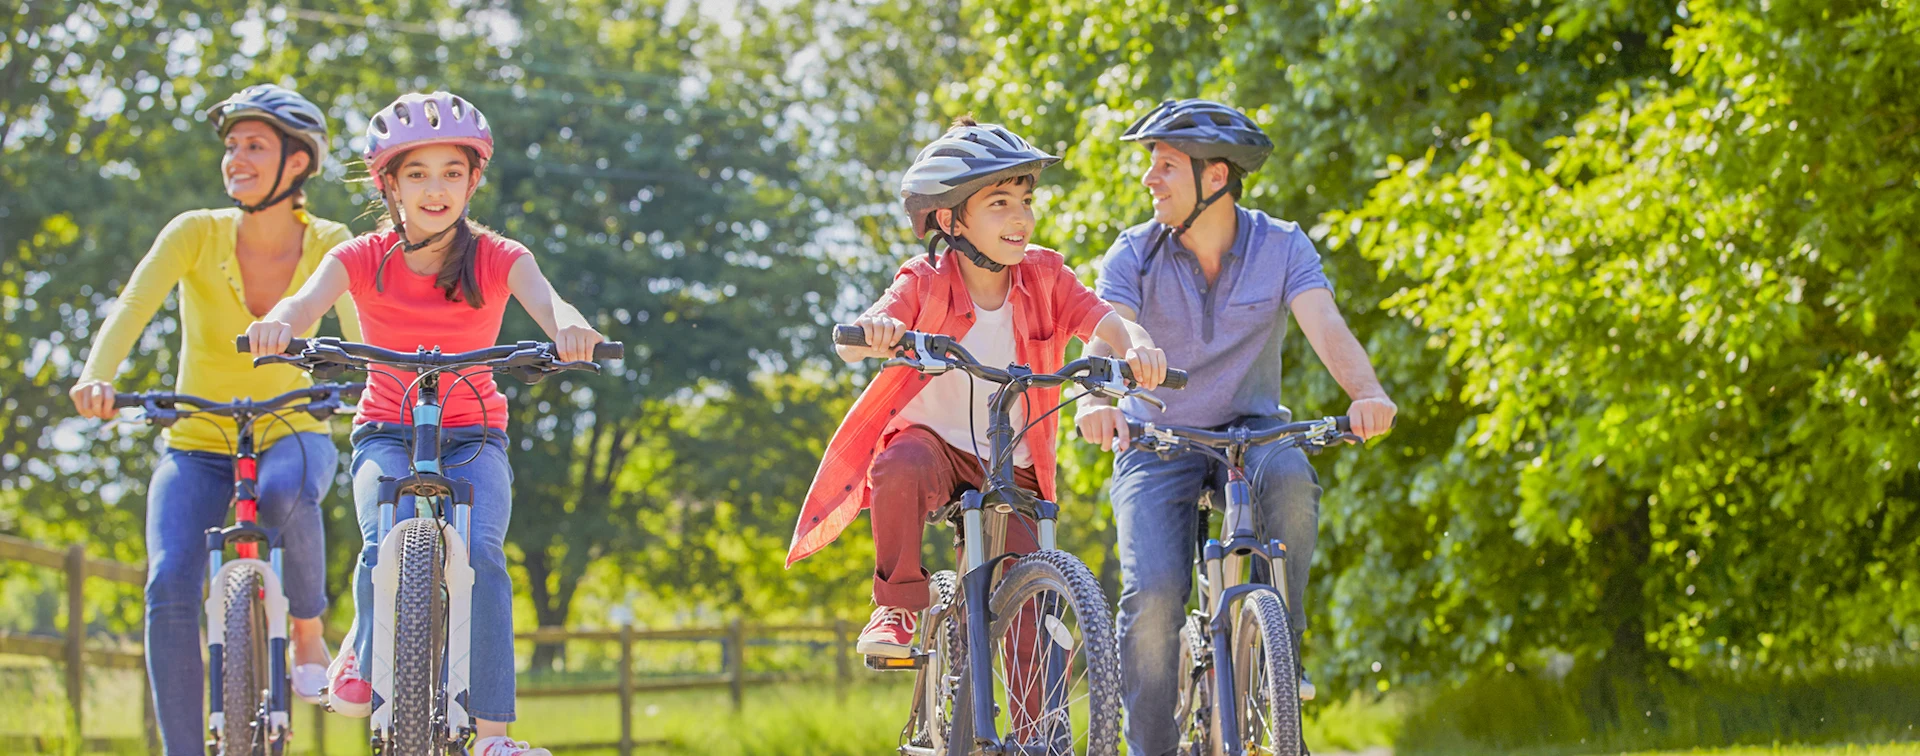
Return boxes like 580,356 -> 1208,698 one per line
346,422 -> 517,722
145,432 -> 337,755
1110,415 -> 1322,756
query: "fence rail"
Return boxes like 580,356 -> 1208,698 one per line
2,534 -> 861,755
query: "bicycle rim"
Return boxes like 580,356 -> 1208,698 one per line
1234,592 -> 1300,756
982,550 -> 1122,756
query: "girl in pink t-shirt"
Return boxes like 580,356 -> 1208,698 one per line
246,92 -> 602,756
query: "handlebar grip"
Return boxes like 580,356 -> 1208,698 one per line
112,394 -> 146,409
235,335 -> 307,355
1116,363 -> 1190,390
832,324 -> 869,347
593,342 -> 625,361
1335,416 -> 1351,434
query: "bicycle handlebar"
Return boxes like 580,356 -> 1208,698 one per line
236,336 -> 623,384
112,383 -> 364,426
1125,416 -> 1356,454
832,324 -> 1190,390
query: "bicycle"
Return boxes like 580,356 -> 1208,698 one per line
1121,417 -> 1357,756
241,335 -> 621,756
833,324 -> 1189,756
113,381 -> 362,756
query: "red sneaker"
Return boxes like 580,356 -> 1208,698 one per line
856,605 -> 918,659
323,646 -> 372,718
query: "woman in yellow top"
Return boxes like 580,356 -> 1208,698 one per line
67,84 -> 358,755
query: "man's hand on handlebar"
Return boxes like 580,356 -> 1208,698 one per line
1074,400 -> 1132,452
1348,395 -> 1397,440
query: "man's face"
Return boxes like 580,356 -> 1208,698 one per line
1141,142 -> 1200,226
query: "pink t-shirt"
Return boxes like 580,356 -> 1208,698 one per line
330,230 -> 530,428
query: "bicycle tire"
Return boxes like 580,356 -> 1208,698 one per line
904,570 -> 964,754
1234,592 -> 1301,756
392,522 -> 445,756
220,570 -> 269,756
967,549 -> 1122,756
1175,613 -> 1214,756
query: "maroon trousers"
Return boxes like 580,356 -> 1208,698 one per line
869,425 -> 1041,610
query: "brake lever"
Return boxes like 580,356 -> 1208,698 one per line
1123,386 -> 1167,411
883,333 -> 954,375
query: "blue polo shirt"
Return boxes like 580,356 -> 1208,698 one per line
1095,206 -> 1332,428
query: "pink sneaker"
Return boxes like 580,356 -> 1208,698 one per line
856,605 -> 917,659
323,647 -> 372,718
473,736 -> 552,756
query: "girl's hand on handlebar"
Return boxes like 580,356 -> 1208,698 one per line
244,320 -> 295,359
69,380 -> 117,420
554,324 -> 605,363
1125,345 -> 1167,390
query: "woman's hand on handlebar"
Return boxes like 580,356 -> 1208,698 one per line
839,313 -> 904,363
244,319 -> 297,359
553,324 -> 606,363
69,380 -> 117,420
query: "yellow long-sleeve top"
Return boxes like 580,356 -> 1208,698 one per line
79,208 -> 361,454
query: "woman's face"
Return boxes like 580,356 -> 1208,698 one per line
221,120 -> 309,206
389,144 -> 476,239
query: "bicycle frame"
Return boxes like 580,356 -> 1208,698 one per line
368,371 -> 478,752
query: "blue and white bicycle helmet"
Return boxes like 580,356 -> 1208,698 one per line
901,121 -> 1059,272
205,84 -> 330,212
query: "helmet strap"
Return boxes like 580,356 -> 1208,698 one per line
1141,158 -> 1231,278
375,191 -> 465,293
931,214 -> 1007,273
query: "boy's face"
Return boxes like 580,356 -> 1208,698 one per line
944,179 -> 1036,268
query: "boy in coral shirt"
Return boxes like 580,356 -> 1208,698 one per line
785,118 -> 1167,655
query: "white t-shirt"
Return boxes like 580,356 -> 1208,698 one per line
895,303 -> 1034,469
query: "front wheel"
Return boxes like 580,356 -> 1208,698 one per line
963,549 -> 1122,756
220,570 -> 270,756
391,522 -> 447,756
1233,592 -> 1301,756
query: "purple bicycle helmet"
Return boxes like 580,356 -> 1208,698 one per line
364,92 -> 494,192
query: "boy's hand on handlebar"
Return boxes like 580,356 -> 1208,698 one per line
1074,402 -> 1132,452
1348,395 -> 1397,440
554,324 -> 605,363
1125,345 -> 1167,390
69,380 -> 117,420
244,320 -> 296,359
850,314 -> 905,361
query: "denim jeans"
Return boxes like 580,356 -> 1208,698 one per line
346,422 -> 517,722
1109,414 -> 1322,756
144,432 -> 337,755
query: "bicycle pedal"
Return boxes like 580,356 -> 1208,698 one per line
864,651 -> 929,671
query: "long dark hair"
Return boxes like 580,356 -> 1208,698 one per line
370,144 -> 494,308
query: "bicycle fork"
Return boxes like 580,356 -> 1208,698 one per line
206,453 -> 293,748
368,400 -> 478,752
957,489 -> 1067,754
1205,473 -> 1289,756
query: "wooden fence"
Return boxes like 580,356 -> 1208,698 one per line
0,534 -> 860,755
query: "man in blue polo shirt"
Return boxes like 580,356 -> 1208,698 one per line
1078,99 -> 1398,755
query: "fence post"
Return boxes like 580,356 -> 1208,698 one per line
64,544 -> 86,742
619,624 -> 634,756
834,618 -> 850,701
728,617 -> 746,711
